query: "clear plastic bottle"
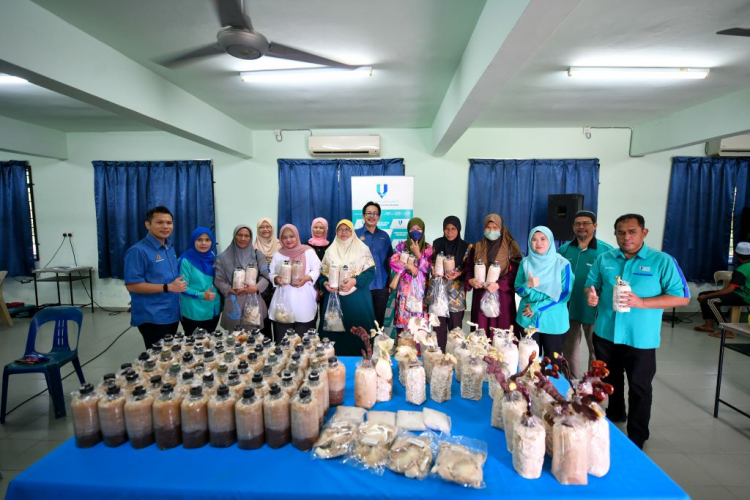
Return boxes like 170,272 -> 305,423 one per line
291,386 -> 319,451
307,360 -> 330,416
177,371 -> 195,396
306,371 -> 327,427
223,351 -> 238,371
208,385 -> 237,448
96,373 -> 117,397
141,359 -> 159,378
247,351 -> 263,374
295,344 -> 310,371
157,350 -> 173,373
354,359 -> 377,410
279,370 -> 297,399
180,351 -> 195,370
202,372 -> 217,396
149,374 -> 163,394
233,344 -> 247,363
237,360 -> 252,385
98,385 -> 127,447
216,363 -> 229,384
327,356 -> 346,407
134,352 -> 150,371
266,353 -> 282,376
181,385 -> 209,449
124,371 -> 141,391
263,383 -> 291,449
163,363 -> 182,387
202,350 -> 218,371
236,387 -> 264,450
124,385 -> 154,449
284,330 -> 302,350
71,383 -> 101,448
153,383 -> 182,449
251,371 -> 268,398
226,371 -> 244,399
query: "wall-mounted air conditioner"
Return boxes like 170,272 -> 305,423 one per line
706,133 -> 750,157
308,135 -> 380,157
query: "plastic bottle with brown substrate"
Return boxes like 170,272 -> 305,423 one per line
181,385 -> 209,449
223,351 -> 239,371
157,350 -> 174,373
216,363 -> 230,384
305,371 -> 326,427
124,385 -> 154,449
295,345 -> 310,371
262,337 -> 274,356
202,350 -> 219,371
152,383 -> 182,449
226,371 -> 244,399
284,330 -> 301,350
237,360 -> 252,385
254,344 -> 268,366
180,351 -> 195,371
247,351 -> 264,374
98,385 -> 128,447
134,352 -> 150,371
263,383 -> 291,449
96,373 -> 117,397
236,387 -> 264,450
307,360 -> 329,415
163,363 -> 182,387
251,371 -> 268,398
233,344 -> 247,364
202,372 -> 217,396
327,356 -> 346,407
354,359 -> 377,410
279,370 -> 297,399
71,383 -> 102,448
208,385 -> 237,448
291,386 -> 319,451
141,359 -> 159,378
266,353 -> 282,376
261,363 -> 279,387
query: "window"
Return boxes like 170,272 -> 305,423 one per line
25,164 -> 40,261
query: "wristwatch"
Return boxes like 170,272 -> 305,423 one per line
163,283 -> 169,293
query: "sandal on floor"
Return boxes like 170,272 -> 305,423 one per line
693,325 -> 715,332
708,331 -> 736,339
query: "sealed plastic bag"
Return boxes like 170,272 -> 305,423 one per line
513,413 -> 546,479
269,286 -> 294,323
405,280 -> 425,313
387,431 -> 436,479
344,421 -> 398,475
323,293 -> 345,332
552,414 -> 589,485
480,290 -> 500,318
428,278 -> 450,318
430,436 -> 487,489
241,293 -> 262,328
312,419 -> 357,459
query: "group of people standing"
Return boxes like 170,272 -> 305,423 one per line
125,204 -> 691,450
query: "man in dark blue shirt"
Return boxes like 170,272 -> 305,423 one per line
355,201 -> 393,327
124,206 -> 187,348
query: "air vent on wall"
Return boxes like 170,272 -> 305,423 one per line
308,135 -> 380,157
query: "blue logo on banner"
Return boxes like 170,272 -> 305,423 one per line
376,184 -> 388,199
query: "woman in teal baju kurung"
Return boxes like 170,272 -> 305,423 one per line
318,219 -> 378,356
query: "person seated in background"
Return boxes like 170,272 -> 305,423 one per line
693,242 -> 750,339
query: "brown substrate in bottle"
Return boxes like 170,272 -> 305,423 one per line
292,435 -> 317,452
76,432 -> 102,448
266,427 -> 290,448
130,433 -> 155,449
155,427 -> 182,449
210,430 -> 237,448
103,432 -> 128,447
238,434 -> 264,450
183,429 -> 209,449
329,389 -> 345,407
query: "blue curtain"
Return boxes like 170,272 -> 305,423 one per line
278,158 -> 405,242
663,156 -> 749,282
93,160 -> 215,279
0,161 -> 34,276
466,159 -> 599,253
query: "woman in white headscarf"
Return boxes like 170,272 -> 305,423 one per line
319,219 -> 377,356
214,224 -> 271,333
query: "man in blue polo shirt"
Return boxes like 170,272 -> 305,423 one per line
585,213 -> 689,449
558,210 -> 614,378
355,201 -> 393,327
125,206 -> 187,348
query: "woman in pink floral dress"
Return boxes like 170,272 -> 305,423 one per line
389,217 -> 433,333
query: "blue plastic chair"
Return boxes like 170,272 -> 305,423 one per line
1,306 -> 85,422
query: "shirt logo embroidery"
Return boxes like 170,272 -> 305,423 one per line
155,253 -> 164,262
639,266 -> 651,272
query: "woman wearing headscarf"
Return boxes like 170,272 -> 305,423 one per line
214,225 -> 272,333
465,214 -> 523,337
389,217 -> 434,333
308,217 -> 331,261
268,224 -> 321,341
253,217 -> 281,337
427,216 -> 471,351
178,227 -> 222,335
319,220 -> 377,356
514,226 -> 573,362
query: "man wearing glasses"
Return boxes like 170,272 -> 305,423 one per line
558,210 -> 614,378
355,201 -> 393,327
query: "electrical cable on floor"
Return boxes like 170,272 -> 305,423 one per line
68,238 -> 122,316
662,310 -> 700,325
2,324 -> 132,418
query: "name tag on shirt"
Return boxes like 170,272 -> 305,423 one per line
155,253 -> 164,263
587,263 -> 593,267
639,266 -> 651,272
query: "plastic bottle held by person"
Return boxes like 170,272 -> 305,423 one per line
153,383 -> 183,449
328,263 -> 340,289
124,385 -> 155,449
291,260 -> 304,284
236,387 -> 264,450
181,385 -> 209,448
486,261 -> 501,283
613,276 -> 631,313
244,265 -> 258,286
443,255 -> 456,274
208,385 -> 237,448
434,252 -> 445,277
291,386 -> 320,451
233,267 -> 246,290
280,260 -> 292,285
71,383 -> 102,448
399,251 -> 410,264
98,385 -> 128,447
474,259 -> 486,285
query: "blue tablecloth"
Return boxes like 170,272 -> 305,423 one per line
7,357 -> 688,500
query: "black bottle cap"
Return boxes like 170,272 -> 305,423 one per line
262,365 -> 272,375
228,373 -> 239,382
125,372 -> 139,382
171,345 -> 181,352
151,343 -> 161,350
234,345 -> 244,355
103,373 -> 116,381
282,371 -> 293,382
213,331 -> 223,338
302,338 -> 311,346
299,387 -> 312,399
328,356 -> 338,364
204,350 -> 214,359
295,345 -> 304,354
164,335 -> 174,342
182,371 -> 194,381
242,387 -> 255,399
274,346 -> 283,356
183,352 -> 194,362
169,363 -> 181,373
291,352 -> 301,361
202,373 -> 214,383
252,372 -> 263,383
138,352 -> 149,361
217,384 -> 230,397
132,386 -> 147,397
79,383 -> 94,394
281,338 -> 290,347
119,363 -> 132,370
190,386 -> 203,397
246,336 -> 256,345
308,371 -> 319,382
248,352 -> 258,362
107,385 -> 121,396
238,361 -> 249,370
160,383 -> 174,393
254,345 -> 264,354
150,375 -> 162,384
269,383 -> 281,395
262,338 -> 272,347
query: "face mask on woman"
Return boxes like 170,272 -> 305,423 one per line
409,230 -> 423,241
484,230 -> 501,241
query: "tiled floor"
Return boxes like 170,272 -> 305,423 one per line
1,310 -> 749,499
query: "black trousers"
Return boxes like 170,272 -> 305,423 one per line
272,318 -> 317,344
137,321 -> 179,349
531,331 -> 567,366
371,287 -> 390,328
434,311 -> 465,352
698,291 -> 746,322
593,334 -> 656,449
180,315 -> 221,336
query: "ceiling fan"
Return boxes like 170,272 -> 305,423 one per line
157,0 -> 356,69
717,27 -> 750,37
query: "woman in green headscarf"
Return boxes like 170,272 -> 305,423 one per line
389,217 -> 433,332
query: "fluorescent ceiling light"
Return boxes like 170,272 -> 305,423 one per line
0,75 -> 28,84
567,67 -> 710,80
241,66 -> 372,83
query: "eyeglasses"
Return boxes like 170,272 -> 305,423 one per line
573,222 -> 593,227
337,227 -> 352,234
364,212 -> 380,217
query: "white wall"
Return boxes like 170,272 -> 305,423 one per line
1,127 -> 704,309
